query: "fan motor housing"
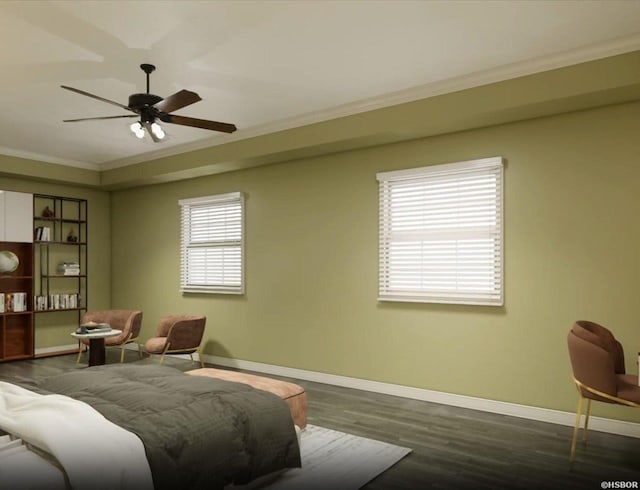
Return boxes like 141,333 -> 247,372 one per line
128,93 -> 163,111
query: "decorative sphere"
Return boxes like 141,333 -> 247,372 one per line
0,251 -> 19,273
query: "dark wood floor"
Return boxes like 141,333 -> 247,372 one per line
1,351 -> 639,489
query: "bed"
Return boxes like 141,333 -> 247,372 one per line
0,364 -> 301,490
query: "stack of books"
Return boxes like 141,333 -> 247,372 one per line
80,322 -> 111,334
58,262 -> 80,275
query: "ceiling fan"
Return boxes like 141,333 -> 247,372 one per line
61,63 -> 237,142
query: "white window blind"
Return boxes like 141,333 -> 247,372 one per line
179,192 -> 244,294
377,157 -> 503,305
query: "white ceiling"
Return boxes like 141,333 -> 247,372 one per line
1,0 -> 639,171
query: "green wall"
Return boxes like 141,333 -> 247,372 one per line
111,100 -> 640,423
0,176 -> 111,348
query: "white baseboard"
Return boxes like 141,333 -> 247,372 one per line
84,344 -> 640,438
200,353 -> 640,439
35,344 -> 78,356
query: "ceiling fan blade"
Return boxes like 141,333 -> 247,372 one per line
61,85 -> 132,111
63,115 -> 137,122
153,89 -> 201,114
142,121 -> 161,143
160,114 -> 237,133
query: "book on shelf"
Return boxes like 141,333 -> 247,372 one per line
34,293 -> 79,311
4,292 -> 27,312
58,262 -> 81,275
34,226 -> 51,241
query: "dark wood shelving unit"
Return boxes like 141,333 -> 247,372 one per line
0,193 -> 88,362
0,241 -> 34,361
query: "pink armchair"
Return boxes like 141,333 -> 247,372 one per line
144,315 -> 206,368
567,320 -> 640,461
77,310 -> 143,364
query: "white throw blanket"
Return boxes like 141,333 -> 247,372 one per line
0,381 -> 153,490
0,434 -> 67,490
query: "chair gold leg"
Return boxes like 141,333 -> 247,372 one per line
582,398 -> 591,443
189,353 -> 194,364
138,343 -> 142,359
76,340 -> 86,364
582,398 -> 591,442
158,342 -> 170,366
570,395 -> 583,461
120,345 -> 126,363
198,347 -> 204,368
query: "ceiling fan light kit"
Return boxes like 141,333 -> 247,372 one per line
151,123 -> 165,140
61,64 -> 237,143
130,121 -> 164,140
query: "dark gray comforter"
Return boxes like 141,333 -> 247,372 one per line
34,364 -> 301,490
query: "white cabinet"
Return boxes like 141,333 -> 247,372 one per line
0,191 -> 33,243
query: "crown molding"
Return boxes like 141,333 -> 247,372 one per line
0,145 -> 100,171
6,34 -> 640,174
100,33 -> 640,172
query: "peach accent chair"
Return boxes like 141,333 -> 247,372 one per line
77,310 -> 143,364
567,321 -> 640,461
144,315 -> 206,368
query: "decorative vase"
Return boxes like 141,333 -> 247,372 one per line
0,251 -> 19,274
67,228 -> 78,242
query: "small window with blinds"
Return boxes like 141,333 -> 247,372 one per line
377,157 -> 503,306
179,192 -> 244,294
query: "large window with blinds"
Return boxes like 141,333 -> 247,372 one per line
179,192 -> 244,294
377,157 -> 503,305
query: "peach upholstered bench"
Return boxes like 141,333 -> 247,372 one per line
186,368 -> 307,429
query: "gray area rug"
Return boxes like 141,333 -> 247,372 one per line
239,424 -> 412,490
